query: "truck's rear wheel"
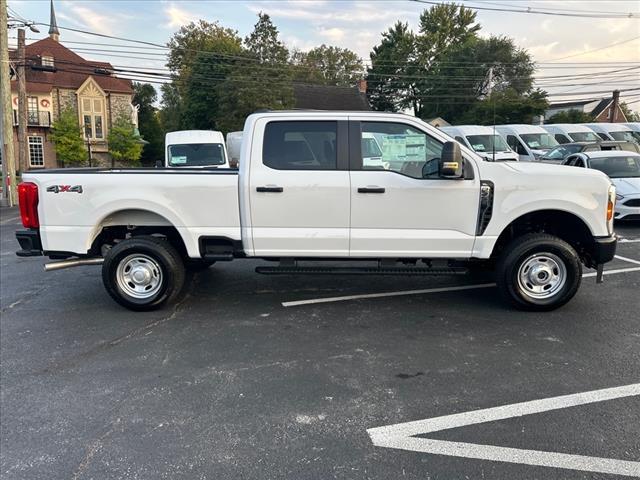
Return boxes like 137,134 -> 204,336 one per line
496,233 -> 582,311
102,236 -> 185,311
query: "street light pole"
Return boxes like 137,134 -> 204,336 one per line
0,0 -> 17,206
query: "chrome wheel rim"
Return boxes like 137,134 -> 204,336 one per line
517,253 -> 567,300
116,254 -> 163,299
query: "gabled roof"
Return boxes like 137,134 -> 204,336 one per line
590,98 -> 613,117
10,37 -> 132,94
292,84 -> 370,111
547,99 -> 596,109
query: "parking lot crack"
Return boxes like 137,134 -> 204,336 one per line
71,418 -> 121,480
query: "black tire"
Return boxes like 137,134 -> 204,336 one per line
185,259 -> 216,271
102,236 -> 186,311
496,233 -> 582,311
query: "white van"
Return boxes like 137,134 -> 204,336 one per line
583,123 -> 638,143
494,125 -> 559,161
542,124 -> 601,144
440,125 -> 518,161
165,130 -> 229,168
226,131 -> 243,168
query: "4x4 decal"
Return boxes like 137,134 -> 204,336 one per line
46,185 -> 83,194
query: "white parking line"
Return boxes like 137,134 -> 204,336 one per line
615,255 -> 640,266
618,239 -> 640,244
282,266 -> 640,307
367,383 -> 640,477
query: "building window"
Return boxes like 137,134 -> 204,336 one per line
27,96 -> 39,124
28,136 -> 44,167
80,97 -> 105,140
42,55 -> 54,67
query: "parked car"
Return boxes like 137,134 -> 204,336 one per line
562,151 -> 640,221
621,123 -> 640,143
495,125 -> 558,161
539,141 -> 640,164
542,124 -> 601,144
440,126 -> 518,161
16,111 -> 617,312
165,130 -> 229,168
583,123 -> 638,143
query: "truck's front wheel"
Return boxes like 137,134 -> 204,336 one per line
102,236 -> 186,311
496,233 -> 582,311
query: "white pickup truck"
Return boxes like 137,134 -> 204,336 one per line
16,111 -> 617,311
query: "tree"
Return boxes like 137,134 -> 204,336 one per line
547,109 -> 594,124
216,13 -> 294,132
159,82 -> 183,133
421,35 -> 538,123
49,109 -> 86,167
367,2 -> 540,123
164,20 -> 244,130
367,22 -> 416,112
620,102 -> 640,122
133,82 -> 163,166
292,45 -> 364,86
460,89 -> 548,125
108,117 -> 143,167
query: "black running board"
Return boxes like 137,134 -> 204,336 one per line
255,266 -> 468,275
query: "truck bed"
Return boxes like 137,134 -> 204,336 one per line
23,168 -> 242,258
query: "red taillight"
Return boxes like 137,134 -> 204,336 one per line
18,182 -> 39,229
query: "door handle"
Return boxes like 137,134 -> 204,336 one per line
357,187 -> 385,194
256,186 -> 284,193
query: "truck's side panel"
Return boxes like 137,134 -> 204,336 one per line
24,170 -> 241,257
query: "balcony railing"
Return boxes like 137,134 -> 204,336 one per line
12,110 -> 52,128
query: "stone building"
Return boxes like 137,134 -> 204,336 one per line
9,1 -> 136,170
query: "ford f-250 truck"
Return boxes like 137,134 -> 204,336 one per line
15,111 -> 617,311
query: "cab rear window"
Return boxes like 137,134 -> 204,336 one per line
263,121 -> 337,170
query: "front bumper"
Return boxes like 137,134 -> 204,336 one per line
16,229 -> 43,257
614,195 -> 640,220
592,235 -> 617,264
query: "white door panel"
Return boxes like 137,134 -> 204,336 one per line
350,171 -> 479,257
250,171 -> 350,256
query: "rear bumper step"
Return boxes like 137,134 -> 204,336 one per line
255,266 -> 468,275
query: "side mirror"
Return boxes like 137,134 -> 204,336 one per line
155,160 -> 164,168
439,141 -> 464,178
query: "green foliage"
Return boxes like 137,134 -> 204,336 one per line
547,109 -> 594,124
292,44 -> 364,86
367,22 -> 416,112
460,89 -> 548,125
620,102 -> 640,122
49,109 -> 86,167
367,3 -> 542,123
133,82 -> 164,166
107,117 -> 143,167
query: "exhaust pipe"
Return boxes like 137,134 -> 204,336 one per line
44,257 -> 104,272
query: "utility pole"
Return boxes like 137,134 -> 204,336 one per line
0,0 -> 16,206
17,27 -> 26,174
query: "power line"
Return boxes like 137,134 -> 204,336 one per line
544,35 -> 640,62
410,0 -> 638,18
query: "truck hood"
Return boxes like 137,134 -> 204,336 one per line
502,161 -> 611,184
611,177 -> 640,196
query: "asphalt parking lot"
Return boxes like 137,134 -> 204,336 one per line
1,206 -> 639,480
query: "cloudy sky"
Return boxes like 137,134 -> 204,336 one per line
7,0 -> 640,110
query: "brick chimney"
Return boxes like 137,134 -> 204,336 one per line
357,79 -> 367,94
610,90 -> 620,123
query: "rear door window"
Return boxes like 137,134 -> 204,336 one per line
263,121 -> 337,170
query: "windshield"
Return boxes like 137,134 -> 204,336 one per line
544,144 -> 583,160
520,133 -> 558,150
465,134 -> 510,153
168,143 -> 226,167
609,131 -> 637,143
569,131 -> 600,143
590,156 -> 640,178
